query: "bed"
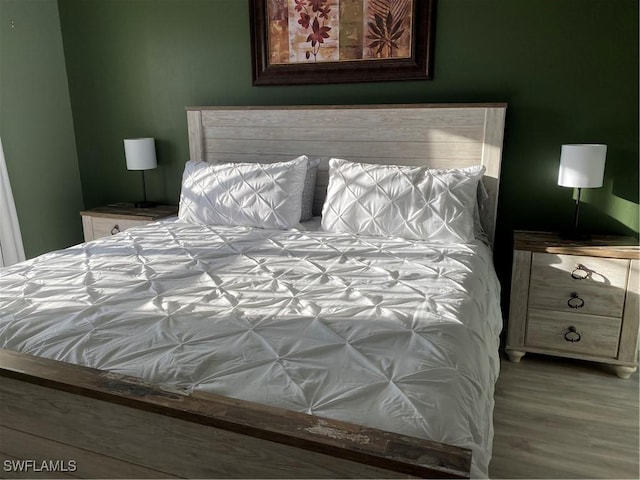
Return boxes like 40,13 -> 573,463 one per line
0,103 -> 506,479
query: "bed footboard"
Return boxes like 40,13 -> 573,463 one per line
0,349 -> 470,478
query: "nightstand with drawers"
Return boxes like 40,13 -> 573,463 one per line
80,204 -> 178,242
506,231 -> 639,378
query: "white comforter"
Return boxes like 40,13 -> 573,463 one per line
0,219 -> 502,477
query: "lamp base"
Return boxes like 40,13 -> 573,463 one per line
134,201 -> 156,209
560,189 -> 592,241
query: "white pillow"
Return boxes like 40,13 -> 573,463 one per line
321,158 -> 485,243
178,156 -> 308,229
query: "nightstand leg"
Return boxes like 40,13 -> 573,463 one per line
614,366 -> 637,379
506,350 -> 526,363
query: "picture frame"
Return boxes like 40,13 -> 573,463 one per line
249,0 -> 437,86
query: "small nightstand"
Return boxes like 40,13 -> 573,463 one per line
80,203 -> 178,242
506,231 -> 639,378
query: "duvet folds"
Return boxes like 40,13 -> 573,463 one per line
0,219 -> 502,477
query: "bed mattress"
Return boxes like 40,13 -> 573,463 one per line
0,219 -> 502,477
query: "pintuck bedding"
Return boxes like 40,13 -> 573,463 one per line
0,217 -> 502,478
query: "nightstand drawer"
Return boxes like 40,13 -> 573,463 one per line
526,309 -> 622,359
90,217 -> 147,239
507,231 -> 639,378
529,253 -> 628,317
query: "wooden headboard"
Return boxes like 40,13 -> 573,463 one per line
186,104 -> 507,244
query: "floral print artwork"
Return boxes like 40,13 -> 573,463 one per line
268,0 -> 413,64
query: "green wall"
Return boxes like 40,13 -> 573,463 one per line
5,0 -> 635,279
56,0 -> 639,286
0,0 -> 84,258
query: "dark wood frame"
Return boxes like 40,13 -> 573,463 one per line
249,0 -> 437,85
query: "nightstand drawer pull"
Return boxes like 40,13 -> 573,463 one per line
110,225 -> 121,235
571,264 -> 592,280
564,326 -> 581,343
567,292 -> 585,309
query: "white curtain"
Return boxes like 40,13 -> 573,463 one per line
0,137 -> 26,267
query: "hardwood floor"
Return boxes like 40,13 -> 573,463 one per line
490,353 -> 639,479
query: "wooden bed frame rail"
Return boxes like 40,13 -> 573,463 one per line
0,349 -> 471,478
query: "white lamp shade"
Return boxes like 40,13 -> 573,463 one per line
557,144 -> 606,188
124,138 -> 157,170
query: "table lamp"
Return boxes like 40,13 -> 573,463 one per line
557,144 -> 606,239
124,138 -> 157,208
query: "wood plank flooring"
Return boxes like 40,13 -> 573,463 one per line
490,354 -> 639,479
0,426 -> 179,479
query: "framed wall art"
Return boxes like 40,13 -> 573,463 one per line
249,0 -> 437,85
